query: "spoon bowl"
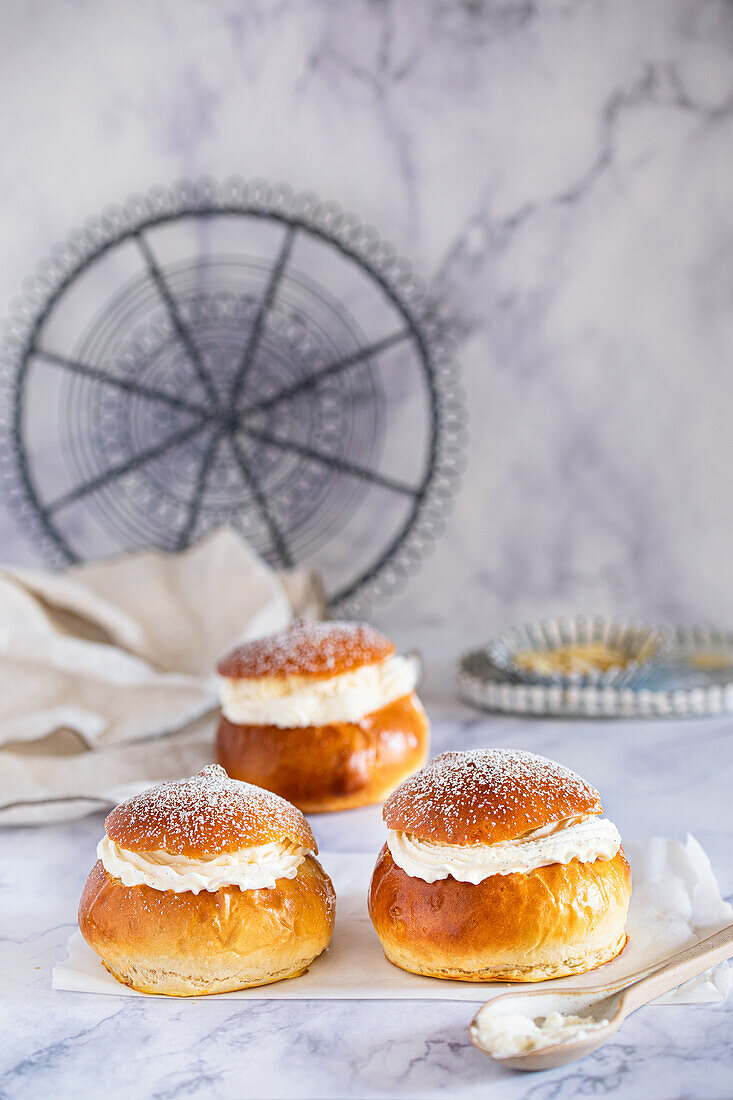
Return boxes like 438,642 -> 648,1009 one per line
469,922 -> 733,1072
470,986 -> 626,1071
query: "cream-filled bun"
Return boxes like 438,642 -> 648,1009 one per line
216,620 -> 429,812
368,749 -> 630,982
78,765 -> 335,995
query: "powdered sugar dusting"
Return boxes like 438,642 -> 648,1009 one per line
383,749 -> 603,846
217,619 -> 393,679
105,765 -> 316,856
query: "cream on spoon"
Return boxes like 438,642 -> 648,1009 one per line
470,923 -> 733,1072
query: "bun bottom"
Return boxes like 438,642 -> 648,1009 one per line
79,855 -> 335,995
216,693 -> 429,813
368,846 -> 631,982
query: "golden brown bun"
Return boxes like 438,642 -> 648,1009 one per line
79,855 -> 335,995
368,845 -> 631,982
217,619 -> 393,681
217,694 -> 430,813
383,749 -> 603,845
106,764 -> 315,857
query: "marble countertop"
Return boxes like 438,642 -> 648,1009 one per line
2,689 -> 732,1100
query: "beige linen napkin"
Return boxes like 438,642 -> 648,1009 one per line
0,528 -> 324,825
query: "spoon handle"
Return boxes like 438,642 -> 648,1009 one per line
621,923 -> 733,1014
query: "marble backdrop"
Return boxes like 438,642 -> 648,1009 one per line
2,0 -> 733,669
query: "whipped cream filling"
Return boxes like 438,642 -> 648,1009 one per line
219,654 -> 418,729
98,835 -> 309,894
475,1010 -> 609,1058
387,815 -> 621,883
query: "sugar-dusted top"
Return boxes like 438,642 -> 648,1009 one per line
383,749 -> 603,846
105,765 -> 316,857
217,619 -> 394,680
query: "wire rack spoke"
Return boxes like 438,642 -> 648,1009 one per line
242,425 -> 420,499
230,223 -> 297,399
32,348 -> 207,417
176,428 -> 222,550
242,328 -> 412,415
226,433 -> 294,568
45,420 -> 207,515
134,232 -> 220,409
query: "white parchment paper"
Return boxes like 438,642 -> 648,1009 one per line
53,835 -> 731,1002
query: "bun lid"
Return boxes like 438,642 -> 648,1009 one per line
217,619 -> 394,681
105,765 -> 316,858
383,749 -> 603,846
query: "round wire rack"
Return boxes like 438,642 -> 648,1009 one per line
0,178 -> 467,611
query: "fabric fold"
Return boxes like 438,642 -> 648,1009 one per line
0,528 -> 324,825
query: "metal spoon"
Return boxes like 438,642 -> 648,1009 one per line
470,922 -> 733,1072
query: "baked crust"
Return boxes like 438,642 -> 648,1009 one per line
216,694 -> 429,813
368,845 -> 631,982
78,855 -> 335,995
217,619 -> 394,681
383,749 -> 603,845
105,765 -> 315,857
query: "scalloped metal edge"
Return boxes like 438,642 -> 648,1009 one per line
456,660 -> 733,719
486,615 -> 668,689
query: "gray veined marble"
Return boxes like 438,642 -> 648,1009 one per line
1,0 -> 733,1096
2,0 -> 733,658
